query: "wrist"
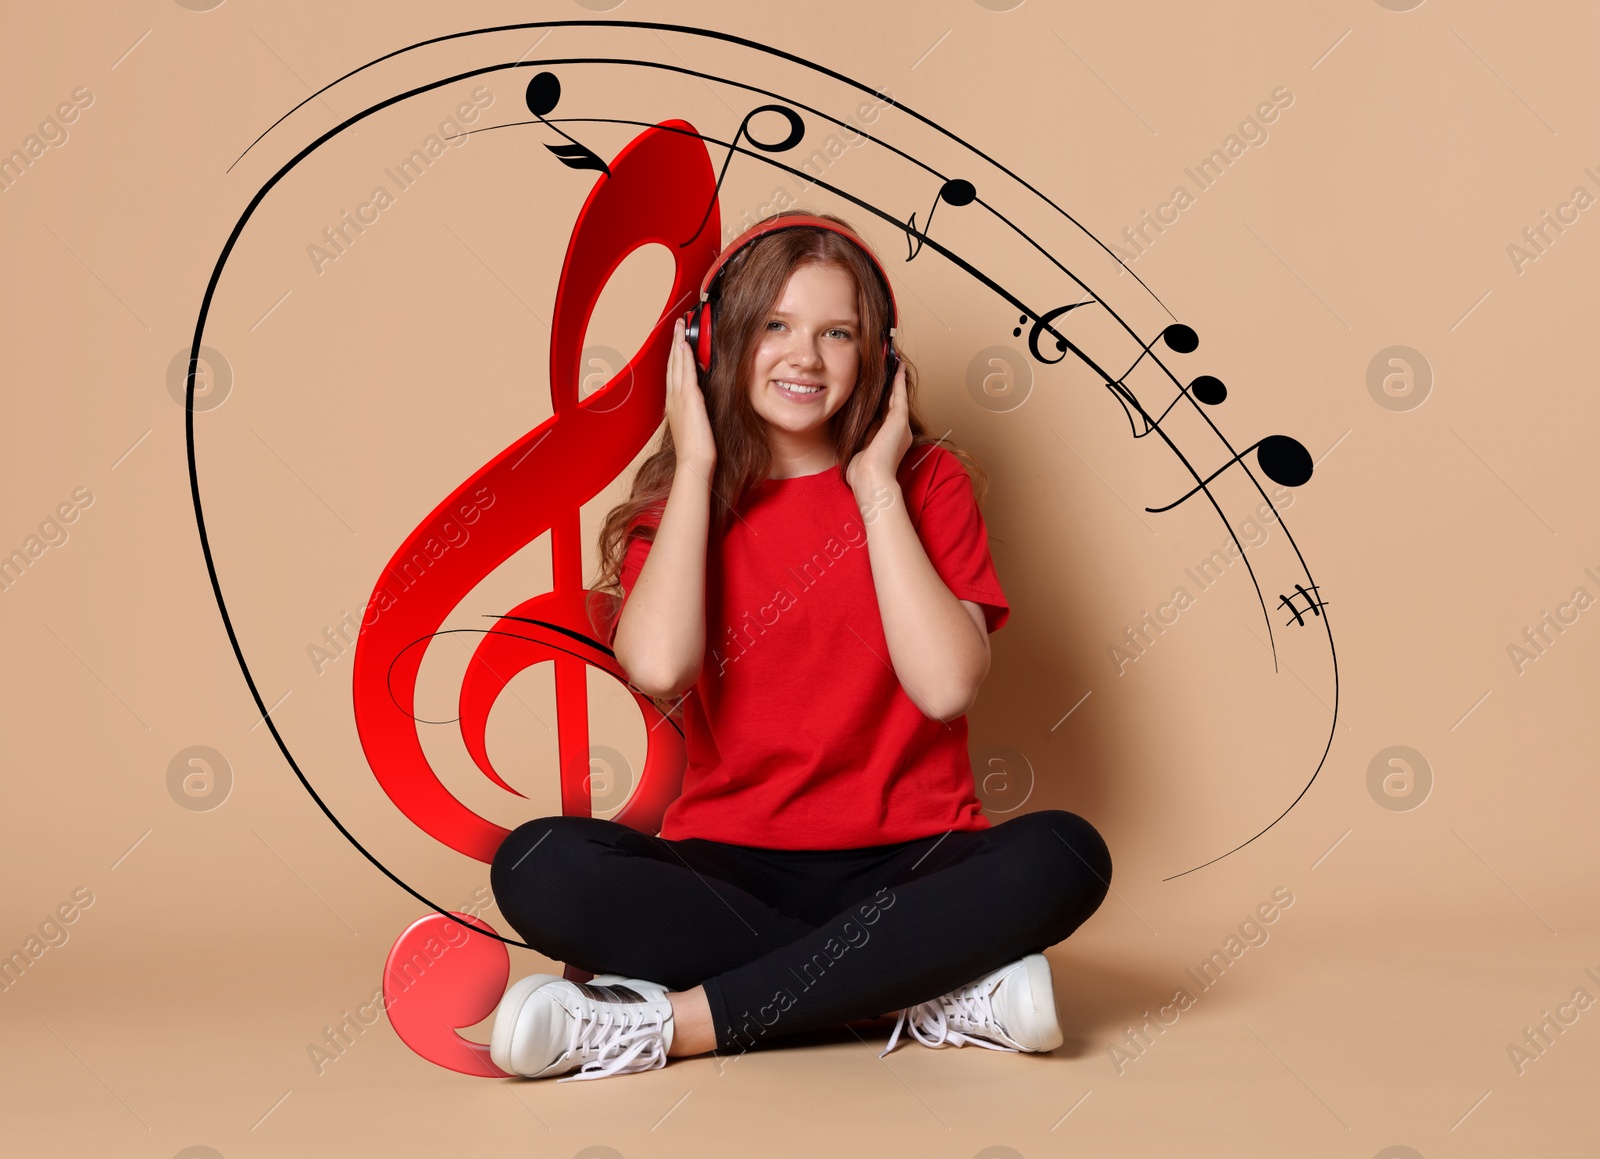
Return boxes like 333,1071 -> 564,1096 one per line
853,475 -> 901,522
675,458 -> 716,487
851,465 -> 899,494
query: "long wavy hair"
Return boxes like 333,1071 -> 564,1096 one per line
587,209 -> 990,654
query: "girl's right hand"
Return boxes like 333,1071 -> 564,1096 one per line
665,317 -> 717,475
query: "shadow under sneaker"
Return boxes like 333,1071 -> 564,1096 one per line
879,953 -> 1064,1057
490,974 -> 674,1081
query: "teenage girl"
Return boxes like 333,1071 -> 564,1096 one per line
487,210 -> 1111,1082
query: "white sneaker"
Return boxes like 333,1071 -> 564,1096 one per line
879,953 -> 1063,1057
490,974 -> 675,1081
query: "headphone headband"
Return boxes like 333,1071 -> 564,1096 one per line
697,214 -> 899,336
682,214 -> 901,382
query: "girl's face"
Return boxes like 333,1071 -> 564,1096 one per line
746,261 -> 863,441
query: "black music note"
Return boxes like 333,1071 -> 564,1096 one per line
1278,584 -> 1327,627
1145,434 -> 1313,513
1146,373 -> 1228,430
1188,375 -> 1228,405
681,103 -> 806,247
905,178 -> 976,260
525,72 -> 611,177
1081,322 -> 1222,439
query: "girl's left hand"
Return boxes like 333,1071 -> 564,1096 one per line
845,357 -> 911,495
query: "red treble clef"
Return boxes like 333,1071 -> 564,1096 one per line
353,119 -> 719,863
366,117 -> 725,1077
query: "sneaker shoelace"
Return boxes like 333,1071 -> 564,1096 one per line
879,976 -> 1023,1058
553,987 -> 672,1082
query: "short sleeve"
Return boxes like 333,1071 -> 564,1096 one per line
617,504 -> 663,603
619,532 -> 652,600
911,448 -> 1010,633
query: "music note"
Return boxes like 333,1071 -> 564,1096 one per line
905,178 -> 976,260
352,118 -> 715,861
1145,372 -> 1228,429
1113,324 -> 1225,407
1278,583 -> 1327,627
1144,434 -> 1314,513
682,103 -> 806,247
1098,322 -> 1200,436
525,72 -> 611,177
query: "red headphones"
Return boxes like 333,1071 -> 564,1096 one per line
681,214 -> 900,385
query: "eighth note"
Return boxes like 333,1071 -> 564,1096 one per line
525,72 -> 611,178
682,103 -> 806,247
1278,583 -> 1327,627
905,178 -> 976,260
1145,434 -> 1313,513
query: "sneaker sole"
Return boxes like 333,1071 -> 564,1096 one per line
1017,953 -> 1064,1052
489,973 -> 565,1076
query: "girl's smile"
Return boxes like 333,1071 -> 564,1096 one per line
771,377 -> 827,403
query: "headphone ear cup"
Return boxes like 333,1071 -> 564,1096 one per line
682,305 -> 702,374
884,342 -> 900,385
694,305 -> 714,375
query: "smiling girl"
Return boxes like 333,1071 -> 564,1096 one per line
487,210 -> 1111,1082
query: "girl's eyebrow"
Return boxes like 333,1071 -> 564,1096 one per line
770,309 -> 858,326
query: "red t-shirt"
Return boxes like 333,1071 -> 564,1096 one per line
617,443 -> 1009,850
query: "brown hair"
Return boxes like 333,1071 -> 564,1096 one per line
587,209 -> 989,649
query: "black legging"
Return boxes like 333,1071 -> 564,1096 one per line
489,808 -> 1111,1055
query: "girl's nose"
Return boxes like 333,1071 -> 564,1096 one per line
788,336 -> 824,367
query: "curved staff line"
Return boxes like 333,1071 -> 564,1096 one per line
188,60 -> 630,952
229,30 -> 1268,631
385,630 -> 688,736
485,613 -> 617,656
203,60 -> 1335,885
1157,417 -> 1340,877
1162,615 -> 1338,879
220,20 -> 1172,315
220,31 -> 1285,646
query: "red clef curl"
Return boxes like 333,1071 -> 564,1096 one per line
383,912 -> 511,1078
352,120 -> 720,863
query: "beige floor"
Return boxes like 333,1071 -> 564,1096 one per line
4,892 -> 1593,1157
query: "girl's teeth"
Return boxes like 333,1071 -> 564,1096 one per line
780,382 -> 821,393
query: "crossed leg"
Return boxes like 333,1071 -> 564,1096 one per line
489,809 -> 1111,1058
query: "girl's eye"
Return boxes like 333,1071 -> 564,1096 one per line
764,320 -> 854,339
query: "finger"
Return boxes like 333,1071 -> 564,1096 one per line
887,370 -> 905,411
669,319 -> 684,390
678,318 -> 694,381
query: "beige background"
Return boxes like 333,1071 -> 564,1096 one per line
2,2 -> 1595,1156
